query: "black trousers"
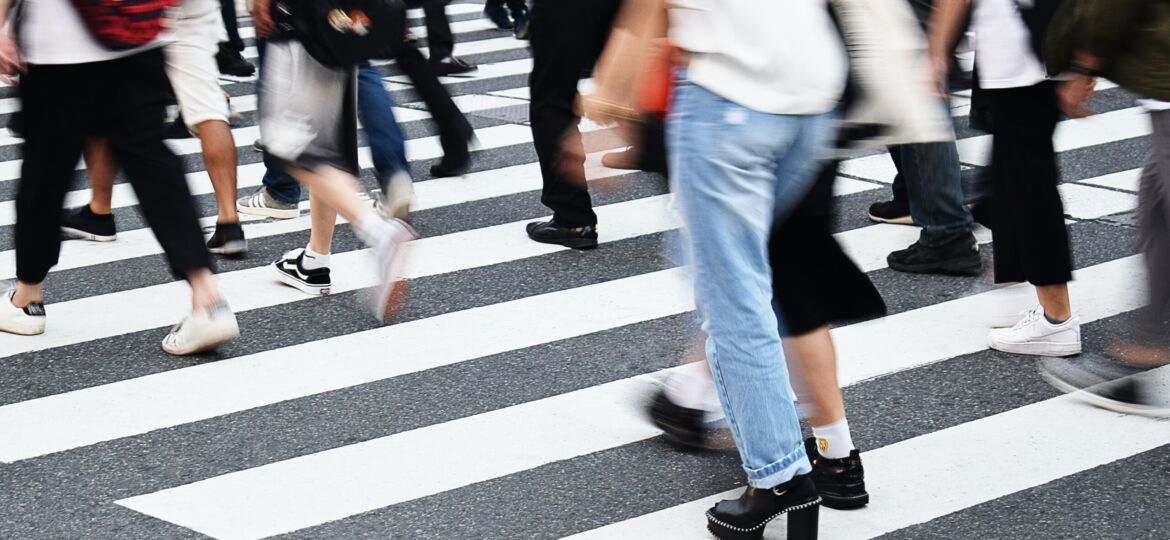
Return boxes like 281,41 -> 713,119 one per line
529,0 -> 621,227
985,82 -> 1072,286
16,50 -> 212,284
395,42 -> 473,159
220,0 -> 246,52
771,161 -> 886,336
406,0 -> 457,62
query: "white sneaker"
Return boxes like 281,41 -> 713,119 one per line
988,305 -> 1081,357
375,171 -> 414,221
368,218 -> 418,322
161,303 -> 240,355
0,289 -> 46,336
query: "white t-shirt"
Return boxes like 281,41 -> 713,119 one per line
19,0 -> 169,65
971,0 -> 1048,89
668,0 -> 847,115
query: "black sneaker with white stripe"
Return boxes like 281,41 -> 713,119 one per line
61,205 -> 116,242
273,249 -> 331,295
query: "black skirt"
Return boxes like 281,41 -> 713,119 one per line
770,161 -> 887,337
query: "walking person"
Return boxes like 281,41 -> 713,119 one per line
651,162 -> 886,511
61,0 -> 248,257
524,0 -> 622,249
0,0 -> 240,354
665,0 -> 848,536
250,0 -> 416,321
1039,0 -> 1170,416
217,0 -> 256,76
930,0 -> 1082,357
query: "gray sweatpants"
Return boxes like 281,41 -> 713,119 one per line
1137,109 -> 1170,342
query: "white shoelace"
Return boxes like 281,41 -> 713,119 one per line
1013,306 -> 1046,330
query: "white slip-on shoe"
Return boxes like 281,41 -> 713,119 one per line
0,289 -> 46,336
161,303 -> 240,356
988,305 -> 1082,357
367,218 -> 418,322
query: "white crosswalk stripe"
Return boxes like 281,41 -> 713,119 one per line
0,2 -> 1164,540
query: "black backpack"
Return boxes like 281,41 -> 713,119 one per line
274,0 -> 408,67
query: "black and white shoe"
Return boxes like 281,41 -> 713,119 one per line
206,222 -> 248,257
1040,355 -> 1169,418
867,199 -> 913,225
706,475 -> 821,540
273,248 -> 332,295
61,205 -> 116,242
0,288 -> 46,336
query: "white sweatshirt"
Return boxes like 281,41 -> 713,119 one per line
667,0 -> 847,115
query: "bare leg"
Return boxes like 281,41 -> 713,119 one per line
83,138 -> 117,215
783,325 -> 846,427
308,188 -> 338,255
12,281 -> 44,307
186,269 -> 223,312
195,120 -> 240,224
287,166 -> 376,229
1036,283 -> 1072,321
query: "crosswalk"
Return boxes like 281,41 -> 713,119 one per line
0,2 -> 1166,539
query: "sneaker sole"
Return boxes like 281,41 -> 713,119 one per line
0,320 -> 46,336
1040,369 -> 1170,418
988,337 -> 1081,357
527,235 -> 599,250
161,322 -> 240,356
867,213 -> 914,225
61,227 -> 116,242
208,240 -> 248,258
236,202 -> 300,220
888,256 -> 982,277
273,265 -> 331,296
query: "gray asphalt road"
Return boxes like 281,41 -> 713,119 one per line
0,3 -> 1166,539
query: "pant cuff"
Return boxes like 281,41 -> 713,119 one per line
744,444 -> 812,489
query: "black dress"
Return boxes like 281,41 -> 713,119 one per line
770,161 -> 887,337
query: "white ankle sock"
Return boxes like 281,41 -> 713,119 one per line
355,213 -> 394,248
301,247 -> 330,270
665,363 -> 721,413
811,418 -> 855,459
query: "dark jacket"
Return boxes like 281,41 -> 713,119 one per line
1048,0 -> 1170,100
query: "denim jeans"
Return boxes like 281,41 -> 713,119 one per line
890,140 -> 974,245
667,81 -> 834,488
260,61 -> 409,204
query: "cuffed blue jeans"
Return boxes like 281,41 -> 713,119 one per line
667,81 -> 835,488
260,61 -> 409,204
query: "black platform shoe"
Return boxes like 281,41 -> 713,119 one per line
647,388 -> 708,450
706,474 -> 821,540
525,220 -> 598,249
804,437 -> 869,509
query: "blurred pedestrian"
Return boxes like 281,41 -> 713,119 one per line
1039,0 -> 1170,416
407,0 -> 478,75
217,0 -> 256,77
665,0 -> 847,536
0,0 -> 240,355
930,0 -> 1082,357
482,0 -> 529,38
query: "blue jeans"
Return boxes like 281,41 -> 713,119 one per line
668,81 -> 834,488
890,140 -> 974,244
260,63 -> 409,204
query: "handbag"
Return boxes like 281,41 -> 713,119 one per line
274,0 -> 407,67
68,0 -> 177,51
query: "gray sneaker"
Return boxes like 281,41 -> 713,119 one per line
237,187 -> 299,220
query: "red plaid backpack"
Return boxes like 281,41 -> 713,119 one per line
68,0 -> 178,50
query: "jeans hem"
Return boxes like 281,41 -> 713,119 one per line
744,445 -> 812,489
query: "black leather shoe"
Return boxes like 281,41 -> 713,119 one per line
429,150 -> 471,178
431,56 -> 478,77
887,231 -> 982,276
216,44 -> 256,77
647,388 -> 708,450
804,437 -> 869,510
526,220 -> 598,249
706,475 -> 821,540
483,2 -> 513,29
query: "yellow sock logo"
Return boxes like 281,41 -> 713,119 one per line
818,438 -> 829,452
